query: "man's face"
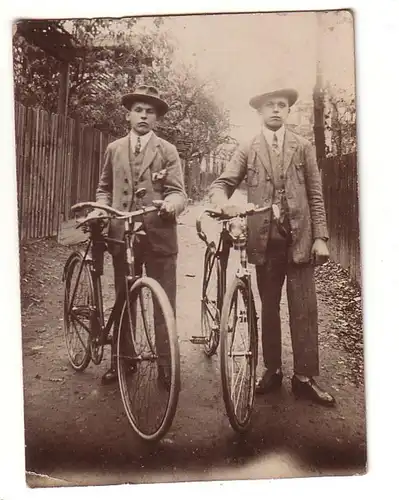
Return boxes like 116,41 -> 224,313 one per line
258,95 -> 290,131
127,101 -> 157,135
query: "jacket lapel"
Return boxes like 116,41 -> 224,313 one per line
282,130 -> 298,174
252,133 -> 273,178
120,135 -> 132,189
137,133 -> 160,181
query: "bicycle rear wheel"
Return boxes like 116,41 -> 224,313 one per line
63,252 -> 93,371
220,277 -> 258,433
117,276 -> 180,442
201,243 -> 221,356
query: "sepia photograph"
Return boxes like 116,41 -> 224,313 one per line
11,8 -> 365,489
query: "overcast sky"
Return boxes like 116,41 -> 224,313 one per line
122,11 -> 355,142
149,11 -> 356,142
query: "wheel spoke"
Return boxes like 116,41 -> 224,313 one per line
203,298 -> 217,321
117,277 -> 179,441
70,318 -> 89,352
221,279 -> 256,433
233,358 -> 247,415
70,311 -> 91,336
63,254 -> 93,371
139,288 -> 156,356
201,247 -> 221,356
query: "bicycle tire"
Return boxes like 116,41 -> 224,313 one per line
116,276 -> 180,442
201,243 -> 221,357
63,252 -> 93,371
220,277 -> 258,433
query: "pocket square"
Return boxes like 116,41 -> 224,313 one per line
152,169 -> 167,182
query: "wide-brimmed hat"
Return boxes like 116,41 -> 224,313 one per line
249,87 -> 299,110
121,85 -> 169,116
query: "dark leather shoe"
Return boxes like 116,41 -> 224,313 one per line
101,367 -> 118,385
255,369 -> 283,394
291,376 -> 336,407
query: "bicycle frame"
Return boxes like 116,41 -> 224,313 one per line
200,213 -> 259,331
226,217 -> 255,315
66,216 -> 142,348
202,216 -> 255,310
205,222 -> 231,312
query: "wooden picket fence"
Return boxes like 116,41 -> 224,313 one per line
14,102 -> 362,284
321,152 -> 361,284
14,102 -> 114,242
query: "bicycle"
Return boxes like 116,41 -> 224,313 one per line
189,209 -> 230,355
62,190 -> 180,442
193,204 -> 268,433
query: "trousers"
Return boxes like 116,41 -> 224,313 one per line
255,240 -> 319,377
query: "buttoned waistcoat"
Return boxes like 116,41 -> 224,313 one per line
96,133 -> 187,256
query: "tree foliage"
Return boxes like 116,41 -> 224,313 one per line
324,85 -> 356,157
13,18 -> 232,159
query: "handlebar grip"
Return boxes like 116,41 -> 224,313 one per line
196,211 -> 209,245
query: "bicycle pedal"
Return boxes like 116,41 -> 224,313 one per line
190,336 -> 207,345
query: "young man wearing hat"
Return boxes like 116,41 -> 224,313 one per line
209,87 -> 335,407
95,85 -> 187,384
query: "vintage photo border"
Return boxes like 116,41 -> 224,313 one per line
1,0 -> 398,498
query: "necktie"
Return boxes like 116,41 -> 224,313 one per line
134,136 -> 141,156
272,133 -> 280,156
271,131 -> 285,225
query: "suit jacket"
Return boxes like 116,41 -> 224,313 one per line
96,132 -> 187,256
209,129 -> 328,265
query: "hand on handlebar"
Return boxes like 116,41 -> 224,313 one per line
153,199 -> 176,221
88,208 -> 108,219
75,208 -> 109,230
216,202 -> 256,218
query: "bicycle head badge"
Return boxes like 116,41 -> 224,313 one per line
228,217 -> 247,250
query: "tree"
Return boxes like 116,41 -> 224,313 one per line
13,18 -> 152,135
324,85 -> 356,157
13,19 -> 232,150
154,70 -> 231,153
13,18 -> 233,200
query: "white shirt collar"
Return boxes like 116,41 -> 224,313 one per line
262,124 -> 285,150
130,129 -> 153,152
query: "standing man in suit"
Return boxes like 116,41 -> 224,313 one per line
95,85 -> 187,384
209,86 -> 335,406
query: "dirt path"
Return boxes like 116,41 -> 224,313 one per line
21,196 -> 366,487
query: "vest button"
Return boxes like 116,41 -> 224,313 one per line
123,190 -> 128,195
124,178 -> 129,183
123,203 -> 128,208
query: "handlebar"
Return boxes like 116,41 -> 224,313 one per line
71,201 -> 159,230
72,201 -> 158,218
196,205 -> 270,245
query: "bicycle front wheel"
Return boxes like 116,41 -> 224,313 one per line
201,243 -> 221,357
116,276 -> 180,442
220,277 -> 258,433
63,252 -> 93,371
